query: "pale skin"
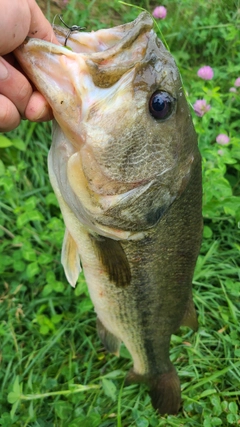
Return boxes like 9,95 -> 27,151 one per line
0,0 -> 59,132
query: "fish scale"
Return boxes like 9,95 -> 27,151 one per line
15,11 -> 202,415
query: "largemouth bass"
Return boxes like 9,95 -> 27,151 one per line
15,12 -> 202,415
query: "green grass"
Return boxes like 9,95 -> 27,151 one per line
0,0 -> 240,426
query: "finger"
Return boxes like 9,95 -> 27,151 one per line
0,94 -> 21,132
25,91 -> 54,122
27,0 -> 59,44
0,0 -> 31,55
0,0 -> 59,56
0,56 -> 33,118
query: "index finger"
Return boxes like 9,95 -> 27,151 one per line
27,0 -> 59,44
0,0 -> 59,55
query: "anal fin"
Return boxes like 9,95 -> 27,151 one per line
89,234 -> 131,287
96,317 -> 121,356
180,293 -> 198,331
61,228 -> 81,288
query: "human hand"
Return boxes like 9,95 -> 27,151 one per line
0,0 -> 59,132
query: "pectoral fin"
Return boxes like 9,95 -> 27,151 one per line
61,228 -> 81,287
97,317 -> 121,356
180,294 -> 198,331
89,234 -> 131,287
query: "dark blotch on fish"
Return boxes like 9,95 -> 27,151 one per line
146,205 -> 167,226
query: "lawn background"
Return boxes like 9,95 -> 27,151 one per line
0,1 -> 239,426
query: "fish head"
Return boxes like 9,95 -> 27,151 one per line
15,12 -> 199,239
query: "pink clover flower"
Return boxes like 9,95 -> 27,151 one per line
152,6 -> 167,19
193,99 -> 211,117
216,134 -> 230,145
234,77 -> 240,87
197,66 -> 214,80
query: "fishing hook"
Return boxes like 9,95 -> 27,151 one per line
58,15 -> 86,46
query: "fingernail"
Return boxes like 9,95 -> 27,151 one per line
35,104 -> 49,121
0,58 -> 9,80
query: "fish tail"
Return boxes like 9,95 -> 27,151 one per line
126,367 -> 181,415
149,368 -> 181,415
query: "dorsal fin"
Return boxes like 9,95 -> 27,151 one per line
89,234 -> 131,287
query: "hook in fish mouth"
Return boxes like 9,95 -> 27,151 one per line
58,15 -> 86,46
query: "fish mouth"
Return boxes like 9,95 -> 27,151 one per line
14,12 -> 154,148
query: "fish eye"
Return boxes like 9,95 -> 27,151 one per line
149,91 -> 175,120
